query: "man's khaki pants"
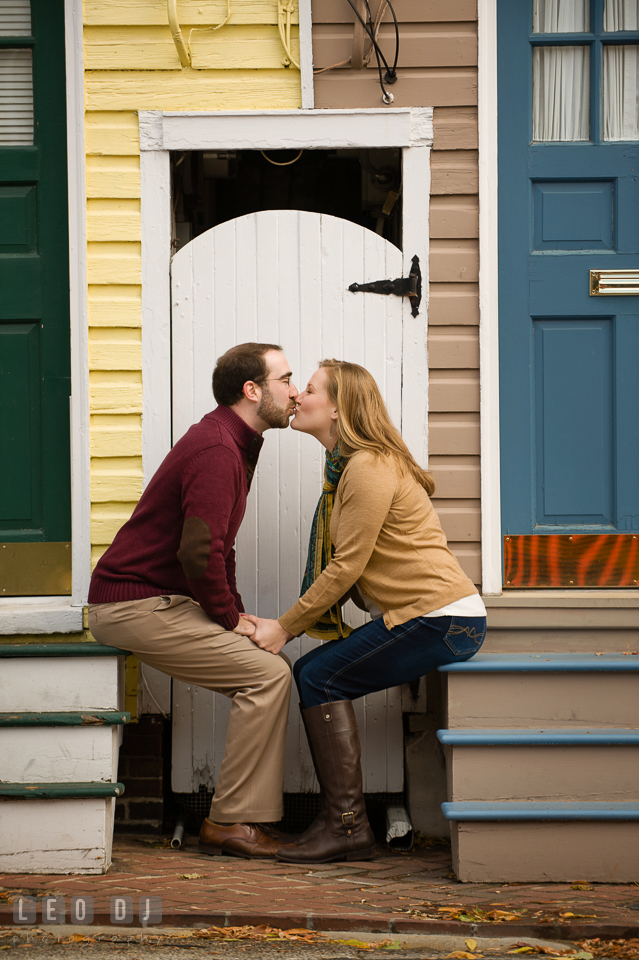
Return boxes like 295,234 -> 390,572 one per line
88,595 -> 291,824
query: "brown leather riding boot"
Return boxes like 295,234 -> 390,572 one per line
293,703 -> 328,845
276,700 -> 376,864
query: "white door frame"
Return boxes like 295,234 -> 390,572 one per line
478,0 -> 502,596
138,107 -> 433,485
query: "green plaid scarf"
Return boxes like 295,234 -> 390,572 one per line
301,443 -> 353,641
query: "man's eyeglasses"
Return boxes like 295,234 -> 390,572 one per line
264,377 -> 292,387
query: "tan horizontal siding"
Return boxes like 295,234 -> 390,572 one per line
312,0 -> 477,23
313,68 -> 476,109
433,106 -> 478,149
313,0 -> 480,583
430,196 -> 478,238
312,22 -> 476,69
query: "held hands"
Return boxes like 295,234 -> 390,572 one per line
240,614 -> 293,655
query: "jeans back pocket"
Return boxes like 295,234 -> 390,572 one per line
442,617 -> 486,656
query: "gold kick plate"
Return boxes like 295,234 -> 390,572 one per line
590,269 -> 639,295
0,542 -> 72,597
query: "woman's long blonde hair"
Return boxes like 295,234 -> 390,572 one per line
320,359 -> 435,496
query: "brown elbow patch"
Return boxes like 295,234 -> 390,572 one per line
177,516 -> 211,580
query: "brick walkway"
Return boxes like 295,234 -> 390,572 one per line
1,837 -> 638,941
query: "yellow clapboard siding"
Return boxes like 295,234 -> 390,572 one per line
90,372 -> 143,415
85,70 -> 301,111
87,242 -> 142,285
86,156 -> 140,199
91,414 -> 142,457
92,476 -> 144,503
91,456 -> 144,504
83,1 -> 297,27
88,285 -> 142,327
91,503 -> 137,548
89,342 -> 142,371
89,326 -> 141,342
85,111 -> 139,156
84,24 -> 298,71
87,199 -> 141,242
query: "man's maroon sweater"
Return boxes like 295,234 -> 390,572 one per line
88,406 -> 263,631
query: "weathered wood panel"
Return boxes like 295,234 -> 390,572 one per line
84,1 -> 298,27
429,416 -> 480,455
430,372 -> 480,412
429,283 -> 479,325
85,111 -> 139,156
89,373 -> 143,415
87,200 -> 141,242
84,25 -> 299,72
89,336 -> 142,372
430,240 -> 479,283
428,328 -> 479,368
314,69 -> 476,109
91,504 -> 136,545
312,0 -> 477,23
85,71 -> 301,111
430,196 -> 478,238
313,24 -> 477,69
429,458 -> 481,498
90,415 -> 141,458
431,151 -> 478,194
433,106 -> 478,150
88,285 -> 141,327
86,157 -> 140,200
435,501 -> 481,541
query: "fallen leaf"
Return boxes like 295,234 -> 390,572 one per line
571,883 -> 593,891
466,939 -> 478,952
444,953 -> 481,960
595,652 -> 605,656
623,651 -> 639,655
180,873 -> 206,880
507,948 -> 535,955
334,939 -> 372,949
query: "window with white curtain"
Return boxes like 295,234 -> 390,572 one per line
0,0 -> 31,36
0,48 -> 33,144
603,45 -> 639,138
604,0 -> 639,31
533,45 -> 590,140
533,0 -> 589,33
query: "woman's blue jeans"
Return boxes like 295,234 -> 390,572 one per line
294,615 -> 486,708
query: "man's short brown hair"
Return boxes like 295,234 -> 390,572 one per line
212,342 -> 283,407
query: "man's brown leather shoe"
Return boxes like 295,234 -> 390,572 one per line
198,819 -> 280,859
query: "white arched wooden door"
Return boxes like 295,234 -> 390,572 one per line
171,210 -> 410,796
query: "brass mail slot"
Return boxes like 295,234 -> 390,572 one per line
0,542 -> 71,596
590,269 -> 639,295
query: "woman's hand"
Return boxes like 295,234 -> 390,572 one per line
233,614 -> 256,638
242,615 -> 294,655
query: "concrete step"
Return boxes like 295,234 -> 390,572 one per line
439,653 -> 639,728
1,713 -> 129,783
437,728 -> 639,802
442,803 -> 639,882
0,649 -> 125,712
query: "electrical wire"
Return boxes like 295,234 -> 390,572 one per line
344,0 -> 399,102
260,149 -> 304,166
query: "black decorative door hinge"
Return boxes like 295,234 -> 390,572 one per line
348,255 -> 421,317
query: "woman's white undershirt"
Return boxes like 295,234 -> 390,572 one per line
355,586 -> 487,621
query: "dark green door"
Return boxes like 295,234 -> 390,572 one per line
0,0 -> 71,595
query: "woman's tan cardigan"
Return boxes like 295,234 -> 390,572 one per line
278,450 -> 478,637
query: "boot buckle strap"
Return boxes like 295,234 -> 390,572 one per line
341,811 -> 355,827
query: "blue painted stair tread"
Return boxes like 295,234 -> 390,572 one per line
438,652 -> 639,672
442,801 -> 639,821
437,728 -> 639,745
0,643 -> 130,657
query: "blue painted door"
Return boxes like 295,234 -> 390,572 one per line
498,0 -> 639,543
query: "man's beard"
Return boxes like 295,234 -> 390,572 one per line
257,385 -> 291,429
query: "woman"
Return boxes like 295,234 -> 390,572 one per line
238,360 -> 486,864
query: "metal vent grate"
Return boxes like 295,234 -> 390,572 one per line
0,48 -> 33,145
0,0 -> 31,36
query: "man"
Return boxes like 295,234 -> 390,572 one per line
88,343 -> 298,858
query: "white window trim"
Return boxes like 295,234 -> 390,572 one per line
0,0 -> 88,634
138,107 -> 434,483
298,0 -> 314,109
478,0 -> 502,596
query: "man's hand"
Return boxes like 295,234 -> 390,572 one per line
242,615 -> 294,655
233,614 -> 256,638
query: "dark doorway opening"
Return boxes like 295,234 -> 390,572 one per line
171,147 -> 402,253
